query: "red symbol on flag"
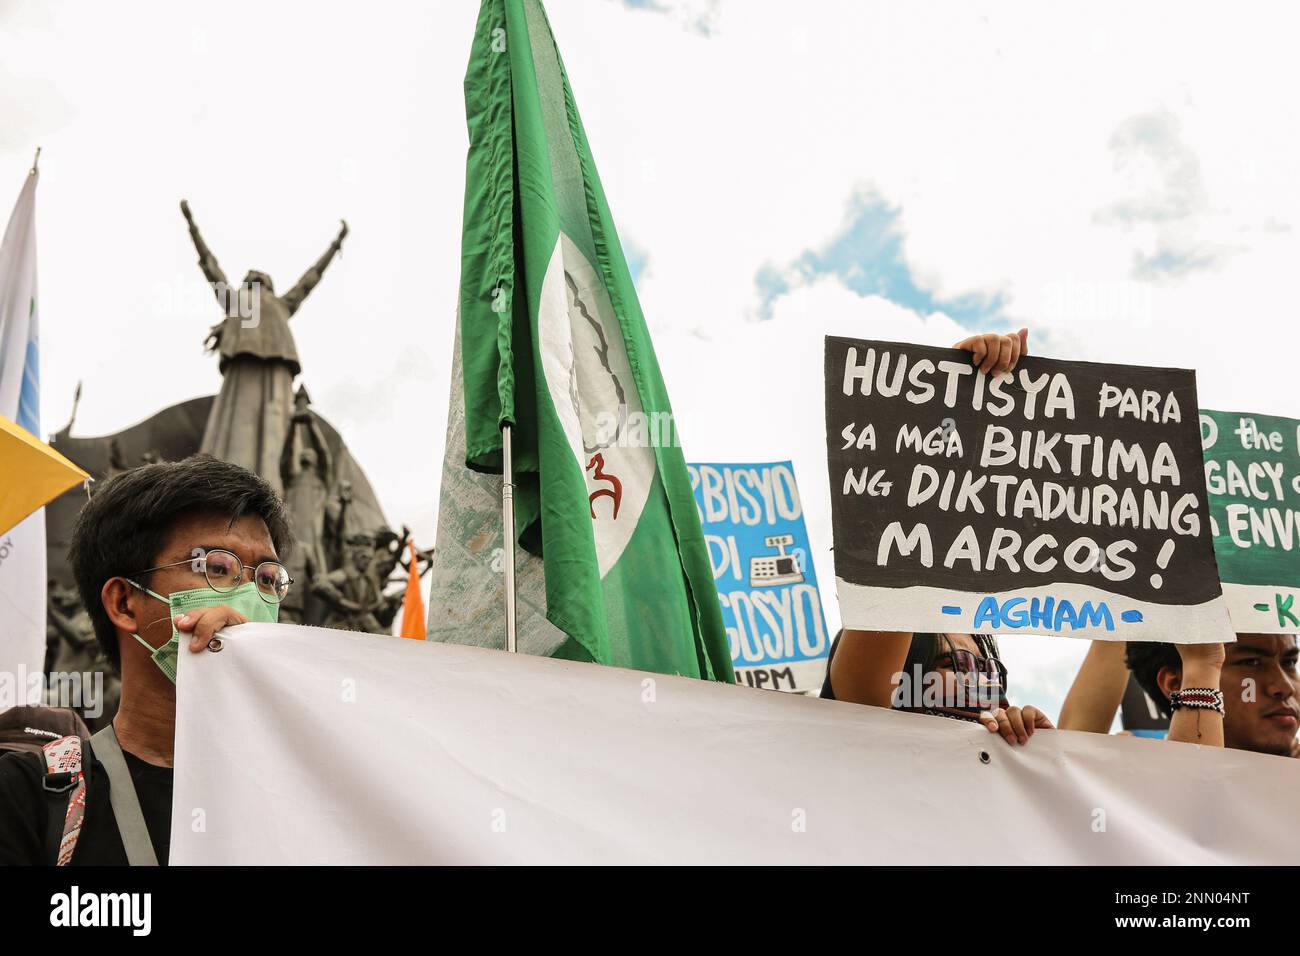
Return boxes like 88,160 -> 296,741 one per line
586,453 -> 622,519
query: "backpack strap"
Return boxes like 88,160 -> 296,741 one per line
37,735 -> 89,866
89,725 -> 158,867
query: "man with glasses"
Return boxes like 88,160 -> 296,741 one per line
0,454 -> 292,864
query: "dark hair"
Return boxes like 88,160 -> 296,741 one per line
821,630 -> 1005,702
903,632 -> 1001,676
68,454 -> 292,670
1125,641 -> 1180,717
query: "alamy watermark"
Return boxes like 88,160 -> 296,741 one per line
891,663 -> 1001,712
153,278 -> 262,329
591,403 -> 680,449
1,665 -> 106,719
1042,275 -> 1152,327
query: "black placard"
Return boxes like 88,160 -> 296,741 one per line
824,336 -> 1231,641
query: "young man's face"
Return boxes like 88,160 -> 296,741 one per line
1219,634 -> 1300,756
124,512 -> 280,650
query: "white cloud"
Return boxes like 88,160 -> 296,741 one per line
658,276 -> 970,642
1097,110 -> 1207,227
609,0 -> 721,36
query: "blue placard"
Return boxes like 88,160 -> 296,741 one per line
688,462 -> 830,692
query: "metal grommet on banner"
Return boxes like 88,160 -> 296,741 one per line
207,637 -> 224,653
978,751 -> 991,764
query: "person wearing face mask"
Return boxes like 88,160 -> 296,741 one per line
821,629 -> 1054,746
0,454 -> 292,865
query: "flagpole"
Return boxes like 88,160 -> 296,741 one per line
501,423 -> 518,652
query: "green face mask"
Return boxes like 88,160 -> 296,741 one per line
126,580 -> 279,682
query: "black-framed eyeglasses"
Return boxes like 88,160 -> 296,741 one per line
130,548 -> 293,604
947,648 -> 1007,685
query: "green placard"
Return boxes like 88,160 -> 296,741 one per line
1201,409 -> 1300,631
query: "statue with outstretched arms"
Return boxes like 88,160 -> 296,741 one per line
180,199 -> 348,496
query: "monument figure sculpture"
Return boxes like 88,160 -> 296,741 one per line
180,199 -> 348,497
280,386 -> 333,624
313,536 -> 390,633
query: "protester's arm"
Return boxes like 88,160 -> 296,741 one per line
828,630 -> 912,706
838,330 -> 1026,714
1058,640 -> 1129,733
1165,643 -> 1226,747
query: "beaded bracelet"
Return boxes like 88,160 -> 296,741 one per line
1169,687 -> 1225,716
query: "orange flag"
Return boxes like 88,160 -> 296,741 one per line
399,540 -> 427,639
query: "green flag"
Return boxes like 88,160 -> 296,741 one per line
455,0 -> 732,680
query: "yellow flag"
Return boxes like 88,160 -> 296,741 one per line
0,413 -> 88,536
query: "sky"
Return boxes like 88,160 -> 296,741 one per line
3,0 -> 1299,719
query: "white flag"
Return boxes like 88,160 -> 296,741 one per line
0,168 -> 45,694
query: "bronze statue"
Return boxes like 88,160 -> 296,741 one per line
41,195 -> 416,692
105,439 -> 129,478
279,386 -> 332,624
323,479 -> 355,571
370,527 -> 413,632
180,199 -> 348,497
312,535 -> 399,632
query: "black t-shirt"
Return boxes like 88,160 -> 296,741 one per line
0,743 -> 173,865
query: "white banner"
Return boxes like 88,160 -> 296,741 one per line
173,622 -> 1300,865
0,169 -> 44,686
